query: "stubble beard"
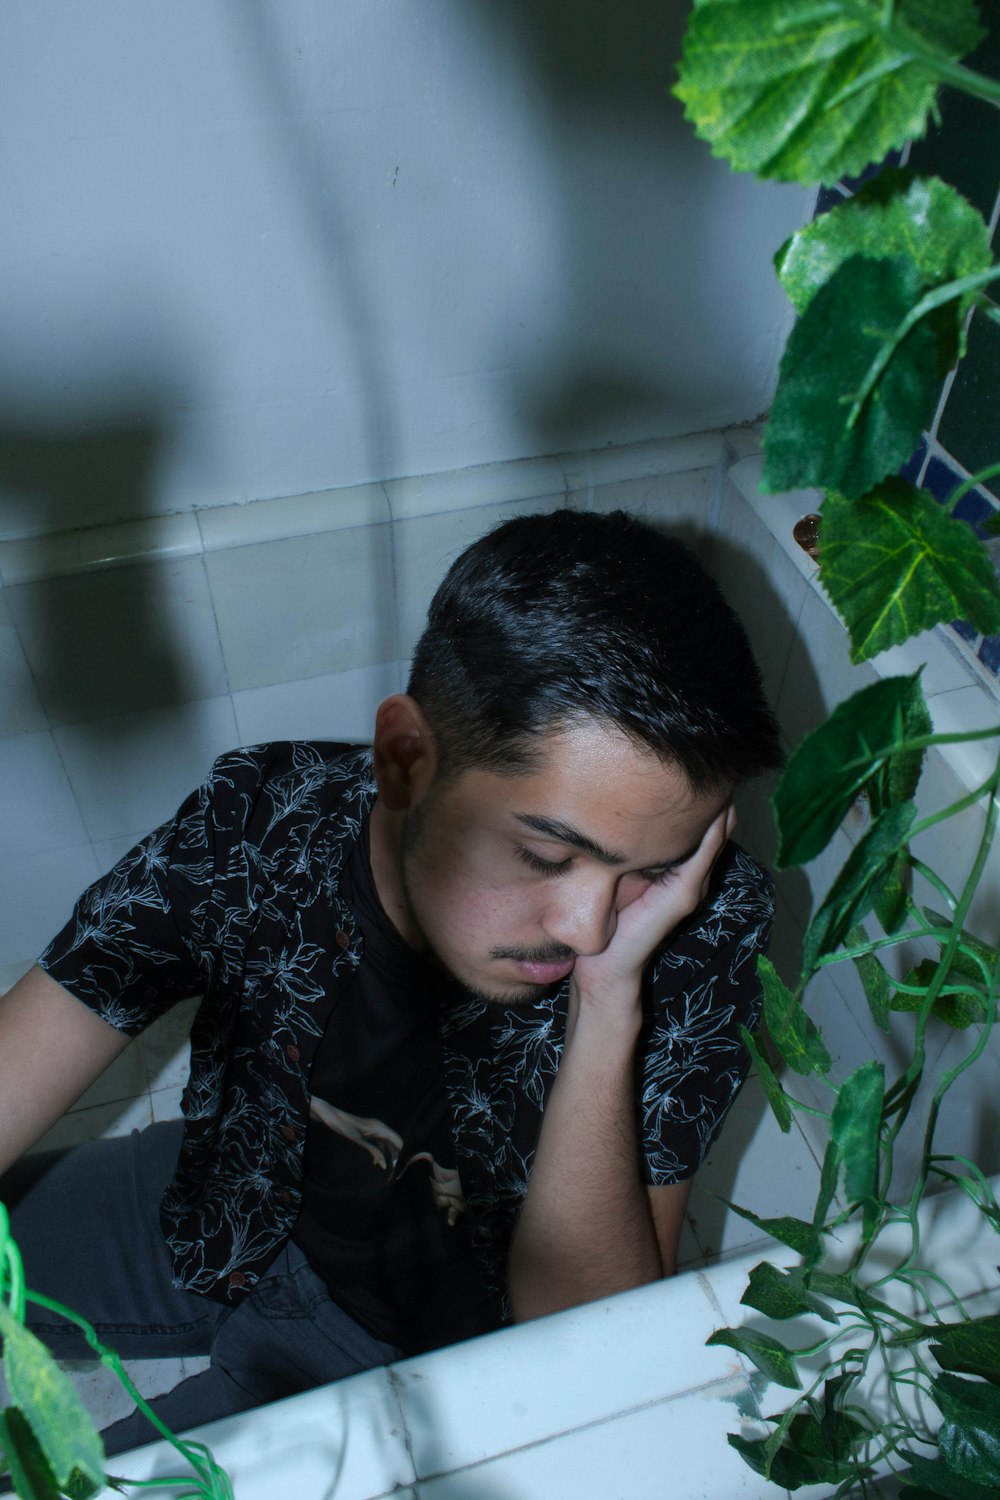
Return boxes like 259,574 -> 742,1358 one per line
399,800 -> 560,1009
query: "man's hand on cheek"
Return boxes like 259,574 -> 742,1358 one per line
571,804 -> 736,1014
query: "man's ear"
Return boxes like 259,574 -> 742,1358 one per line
372,695 -> 438,811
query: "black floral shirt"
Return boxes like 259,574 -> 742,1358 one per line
40,743 -> 773,1309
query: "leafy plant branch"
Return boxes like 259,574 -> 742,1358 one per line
678,0 -> 1000,1492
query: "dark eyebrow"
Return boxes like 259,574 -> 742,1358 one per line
513,813 -> 703,873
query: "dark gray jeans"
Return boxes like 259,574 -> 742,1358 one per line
2,1121 -> 399,1457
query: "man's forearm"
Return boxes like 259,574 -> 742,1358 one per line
507,989 -> 662,1322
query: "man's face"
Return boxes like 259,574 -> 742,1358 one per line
397,718 -> 729,1004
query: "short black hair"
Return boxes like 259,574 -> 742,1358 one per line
407,509 -> 783,790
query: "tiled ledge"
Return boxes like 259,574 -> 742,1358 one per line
728,451 -> 1000,798
0,431 -> 728,587
107,1177 -> 1000,1500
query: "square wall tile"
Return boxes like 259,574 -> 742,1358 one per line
704,482 -> 809,715
0,843 -> 102,969
686,1074 -> 820,1262
142,997 -> 199,1093
198,482 -> 390,551
0,592 -> 47,736
0,960 -> 33,994
559,431 -> 725,492
0,730 -> 89,858
386,456 -> 565,520
393,495 -> 564,659
150,1084 -> 186,1123
55,695 -> 239,843
395,1273 -> 730,1481
71,1038 -> 148,1111
165,1368 -> 417,1500
206,522 -> 397,691
570,466 -> 715,558
775,581 -> 878,754
232,661 -> 404,747
414,1378 -> 776,1500
29,1092 -> 153,1154
6,555 -> 229,725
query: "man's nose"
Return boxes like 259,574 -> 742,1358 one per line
542,880 -> 617,957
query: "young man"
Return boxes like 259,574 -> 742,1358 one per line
0,509 -> 782,1453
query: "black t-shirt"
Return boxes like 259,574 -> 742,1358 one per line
292,824 -> 495,1354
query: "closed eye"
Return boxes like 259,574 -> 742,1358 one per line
515,845 -> 571,877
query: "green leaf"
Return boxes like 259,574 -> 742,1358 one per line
706,1325 -> 803,1388
728,1424 -> 860,1489
674,0 -> 985,185
806,1269 -> 866,1308
773,673 -> 928,867
868,671 -> 933,818
758,955 -> 831,1076
923,909 -> 1000,982
803,801 -> 916,973
819,481 -> 1000,661
891,957 -> 989,1029
831,1060 -> 884,1234
723,1200 -> 823,1259
931,1316 -> 1000,1387
741,1261 -> 838,1321
0,1408 -> 61,1500
847,923 -> 892,1031
0,1305 -> 105,1494
776,171 -> 994,335
740,1025 -> 793,1132
764,256 -> 946,500
935,1372 -> 1000,1487
872,854 -> 910,933
899,1448 -> 1000,1498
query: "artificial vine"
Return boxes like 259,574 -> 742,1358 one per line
0,1203 -> 232,1500
677,1 -> 1000,1495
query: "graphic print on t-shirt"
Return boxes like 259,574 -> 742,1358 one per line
308,1092 -> 466,1226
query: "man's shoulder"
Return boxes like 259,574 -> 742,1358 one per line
200,741 -> 376,834
649,841 -> 774,983
208,740 -> 373,791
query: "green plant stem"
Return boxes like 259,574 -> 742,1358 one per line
908,764 -> 1000,839
845,266 -> 1000,432
948,461 -> 1000,511
906,857 -> 957,913
824,0 -> 1000,109
0,1204 -> 26,1325
912,941 -> 1000,1214
26,1290 -> 233,1500
929,1155 -> 1000,1228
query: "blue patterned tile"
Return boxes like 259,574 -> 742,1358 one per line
840,152 -> 904,195
953,488 -> 998,538
978,632 -> 1000,677
899,439 -> 927,486
814,184 -> 848,215
951,617 -> 981,645
924,455 -> 961,506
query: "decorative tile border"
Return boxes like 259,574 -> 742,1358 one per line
0,431 -> 726,588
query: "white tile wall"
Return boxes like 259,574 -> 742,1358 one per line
6,554 -> 229,724
392,493 -> 566,659
2,426 -> 996,1374
206,522 -> 397,691
232,660 -> 405,747
0,591 -> 47,735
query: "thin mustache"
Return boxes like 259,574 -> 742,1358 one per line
490,945 -> 575,963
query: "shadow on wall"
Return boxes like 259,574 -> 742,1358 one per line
0,402 -> 198,733
460,0 -> 739,457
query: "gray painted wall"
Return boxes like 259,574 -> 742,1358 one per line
0,1 -> 813,537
